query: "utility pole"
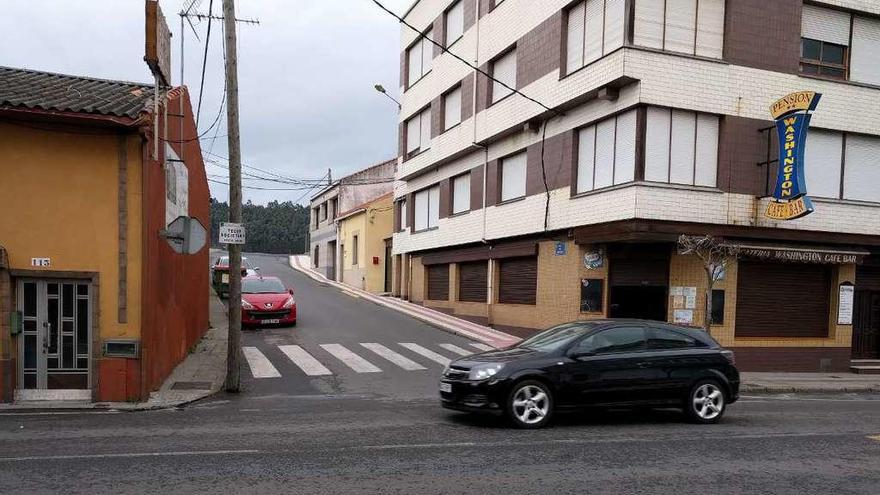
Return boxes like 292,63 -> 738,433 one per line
223,0 -> 242,392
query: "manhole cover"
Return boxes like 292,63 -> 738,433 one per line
171,381 -> 212,390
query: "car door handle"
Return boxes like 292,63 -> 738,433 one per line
636,361 -> 650,368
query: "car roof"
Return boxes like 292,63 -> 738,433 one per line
242,275 -> 280,282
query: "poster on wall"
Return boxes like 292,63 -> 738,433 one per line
583,247 -> 604,269
674,309 -> 694,325
580,279 -> 603,313
838,282 -> 854,325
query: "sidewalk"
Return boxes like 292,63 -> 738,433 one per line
1,289 -> 228,411
740,372 -> 880,394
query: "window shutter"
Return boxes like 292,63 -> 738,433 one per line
498,257 -> 537,305
501,152 -> 527,201
427,264 -> 450,300
645,107 -> 671,182
634,0 -> 664,49
804,130 -> 843,199
603,0 -> 626,54
577,125 -> 596,192
406,116 -> 420,153
400,200 -> 408,229
414,189 -> 429,231
420,107 -> 432,150
844,135 -> 880,203
665,0 -> 697,54
444,86 -> 462,130
453,174 -> 470,214
614,109 -> 636,184
584,0 -> 604,64
594,118 -> 616,189
694,114 -> 719,187
802,5 -> 850,46
851,17 -> 880,86
566,1 -> 586,74
458,261 -> 488,303
492,50 -> 517,103
695,0 -> 725,58
428,185 -> 440,228
670,110 -> 696,184
447,1 -> 464,43
407,43 -> 421,86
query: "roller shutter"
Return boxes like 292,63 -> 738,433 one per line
498,257 -> 537,305
427,264 -> 450,301
735,261 -> 831,337
459,261 -> 488,303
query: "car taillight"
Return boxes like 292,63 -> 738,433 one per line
721,349 -> 735,365
282,296 -> 295,309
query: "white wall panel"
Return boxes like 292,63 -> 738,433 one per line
695,0 -> 725,59
670,110 -> 696,184
851,16 -> 880,86
665,0 -> 697,54
594,118 -> 616,189
645,107 -> 671,182
802,4 -> 851,45
844,135 -> 880,203
566,1 -> 586,73
694,114 -> 719,187
577,126 -> 596,192
804,130 -> 843,199
634,0 -> 665,49
614,109 -> 637,184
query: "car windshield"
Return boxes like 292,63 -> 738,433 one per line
516,322 -> 600,352
242,278 -> 285,294
217,256 -> 251,268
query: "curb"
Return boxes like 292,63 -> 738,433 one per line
741,385 -> 880,394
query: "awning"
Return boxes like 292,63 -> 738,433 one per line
420,240 -> 538,266
729,241 -> 870,265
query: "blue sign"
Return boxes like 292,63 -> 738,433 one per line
554,241 -> 567,256
766,91 -> 821,220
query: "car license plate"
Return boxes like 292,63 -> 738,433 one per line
262,319 -> 280,324
221,274 -> 229,283
439,382 -> 452,393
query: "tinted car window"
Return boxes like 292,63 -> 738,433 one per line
647,327 -> 704,349
242,278 -> 286,294
518,322 -> 600,352
573,326 -> 646,355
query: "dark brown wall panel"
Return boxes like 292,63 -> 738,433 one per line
430,96 -> 443,139
724,0 -> 802,74
485,159 -> 500,206
475,63 -> 491,113
718,115 -> 775,197
439,178 -> 451,219
463,0 -> 477,30
433,16 -> 445,57
461,72 -> 475,121
470,164 -> 484,210
517,12 -> 562,89
525,129 -> 573,196
406,192 -> 415,229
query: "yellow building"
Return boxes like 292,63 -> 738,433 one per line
337,193 -> 394,294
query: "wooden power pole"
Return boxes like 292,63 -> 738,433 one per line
223,0 -> 242,392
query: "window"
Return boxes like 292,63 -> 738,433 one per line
313,245 -> 319,268
443,85 -> 462,130
498,257 -> 537,305
313,207 -> 320,229
445,1 -> 464,46
647,327 -> 702,350
801,130 -> 880,202
321,202 -> 328,220
452,173 -> 471,214
800,38 -> 847,79
565,0 -> 626,75
575,109 -> 637,193
406,28 -> 434,87
352,235 -> 359,265
413,185 -> 440,231
400,199 -> 407,230
329,198 -> 337,219
573,326 -> 646,354
632,0 -> 724,59
711,290 -> 725,325
801,5 -> 880,86
844,135 -> 880,203
491,49 -> 516,103
851,17 -> 880,86
500,152 -> 527,201
406,106 -> 432,156
644,107 -> 719,187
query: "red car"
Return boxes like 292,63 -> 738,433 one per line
241,276 -> 297,327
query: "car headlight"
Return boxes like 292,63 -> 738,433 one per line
241,300 -> 255,310
282,296 -> 295,309
468,363 -> 504,381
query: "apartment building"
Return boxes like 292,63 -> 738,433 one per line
309,159 -> 396,280
391,0 -> 880,372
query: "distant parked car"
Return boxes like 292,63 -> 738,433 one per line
241,276 -> 296,327
211,256 -> 259,297
440,319 -> 739,428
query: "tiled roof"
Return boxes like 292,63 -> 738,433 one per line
0,66 -> 154,119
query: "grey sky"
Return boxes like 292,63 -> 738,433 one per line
0,0 -> 411,204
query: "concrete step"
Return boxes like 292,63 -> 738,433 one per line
850,365 -> 880,374
850,359 -> 880,365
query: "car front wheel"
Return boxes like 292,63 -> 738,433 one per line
685,380 -> 726,424
506,380 -> 554,429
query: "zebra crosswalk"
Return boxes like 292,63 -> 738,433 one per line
242,342 -> 495,379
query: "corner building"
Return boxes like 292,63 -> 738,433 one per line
391,0 -> 880,372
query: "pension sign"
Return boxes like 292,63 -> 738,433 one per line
766,91 -> 821,220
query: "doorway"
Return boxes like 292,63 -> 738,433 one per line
327,240 -> 337,281
384,239 -> 393,293
17,279 -> 92,399
607,243 -> 670,322
852,291 -> 880,359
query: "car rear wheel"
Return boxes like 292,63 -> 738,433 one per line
506,380 -> 553,429
684,380 -> 726,424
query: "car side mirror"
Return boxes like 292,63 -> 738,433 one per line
569,350 -> 595,360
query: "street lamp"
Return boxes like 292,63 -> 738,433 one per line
374,84 -> 401,110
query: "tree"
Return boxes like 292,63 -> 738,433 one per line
210,197 -> 311,254
677,235 -> 740,334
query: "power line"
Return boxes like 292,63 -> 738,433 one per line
370,0 -> 560,117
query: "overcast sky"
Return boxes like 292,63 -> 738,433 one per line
0,0 -> 411,204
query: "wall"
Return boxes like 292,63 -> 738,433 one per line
339,211 -> 368,290
364,194 -> 394,293
0,247 -> 12,402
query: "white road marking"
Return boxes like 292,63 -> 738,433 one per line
278,345 -> 333,376
321,344 -> 382,373
469,343 -> 495,352
438,344 -> 473,356
360,343 -> 426,371
242,347 -> 281,378
0,450 -> 261,463
399,343 -> 451,366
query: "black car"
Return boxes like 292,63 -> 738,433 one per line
440,319 -> 739,428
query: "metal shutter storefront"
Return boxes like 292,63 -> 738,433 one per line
427,264 -> 450,301
459,261 -> 488,303
735,261 -> 831,337
498,257 -> 537,305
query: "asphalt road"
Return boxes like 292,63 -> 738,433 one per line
0,253 -> 877,494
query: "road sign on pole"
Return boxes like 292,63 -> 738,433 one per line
219,222 -> 246,245
161,216 -> 207,255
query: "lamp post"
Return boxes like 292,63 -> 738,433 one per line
374,84 -> 401,110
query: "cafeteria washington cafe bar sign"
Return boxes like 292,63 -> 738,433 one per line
766,91 -> 822,221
